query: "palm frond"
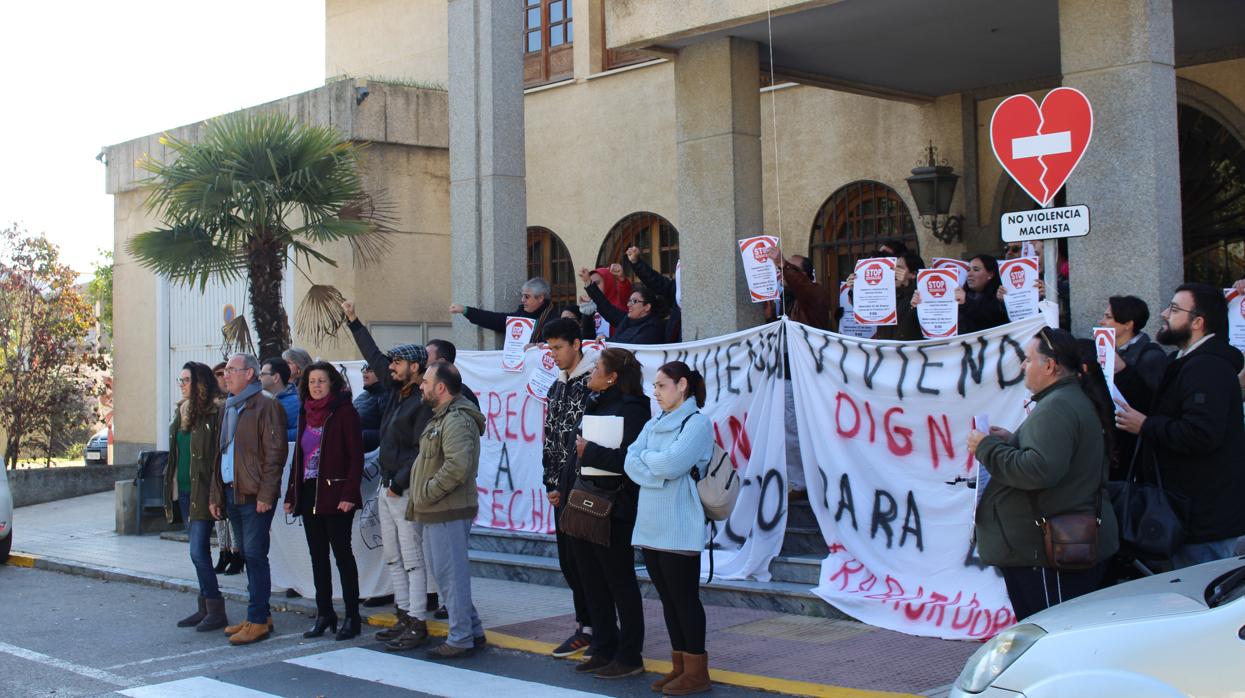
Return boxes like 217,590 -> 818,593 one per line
296,283 -> 347,347
125,225 -> 246,289
221,315 -> 254,356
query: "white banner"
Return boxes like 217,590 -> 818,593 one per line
786,316 -> 1045,639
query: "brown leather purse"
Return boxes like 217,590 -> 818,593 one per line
558,478 -> 616,547
1029,463 -> 1106,571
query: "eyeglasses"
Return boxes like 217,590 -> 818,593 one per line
258,371 -> 273,377
224,366 -> 248,375
1164,303 -> 1201,317
627,298 -> 646,306
177,378 -> 191,386
1038,328 -> 1054,353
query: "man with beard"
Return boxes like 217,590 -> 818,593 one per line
1115,283 -> 1245,568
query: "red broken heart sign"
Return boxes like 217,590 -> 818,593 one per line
990,87 -> 1093,208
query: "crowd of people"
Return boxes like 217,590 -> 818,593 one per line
159,240 -> 1245,685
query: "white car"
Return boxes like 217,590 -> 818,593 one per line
952,556 -> 1245,697
0,462 -> 11,563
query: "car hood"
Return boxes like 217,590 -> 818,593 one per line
1026,557 -> 1245,632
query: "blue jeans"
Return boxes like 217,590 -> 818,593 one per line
178,494 -> 221,600
224,486 -> 275,623
1171,538 -> 1238,569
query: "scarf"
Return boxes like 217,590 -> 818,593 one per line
220,381 -> 263,450
303,394 -> 334,429
178,399 -> 192,431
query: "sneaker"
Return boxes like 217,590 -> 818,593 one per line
375,609 -> 410,642
594,660 -> 644,679
383,620 -> 429,653
473,633 -> 487,648
574,655 -> 611,673
551,631 -> 592,658
434,606 -> 448,620
426,642 -> 475,660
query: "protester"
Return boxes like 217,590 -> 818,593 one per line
877,239 -> 909,257
591,265 -> 633,317
284,362 -> 364,641
764,246 -> 830,330
1114,283 -> 1245,568
541,317 -> 599,658
956,254 -> 1007,333
341,300 -> 437,651
410,361 -> 488,658
210,353 -> 289,645
449,277 -> 556,341
164,361 -> 229,632
879,251 -> 923,341
1102,295 -> 1170,393
968,327 -> 1119,620
283,347 -> 313,387
260,357 -> 300,442
582,268 -> 664,345
353,366 -> 385,452
567,348 -> 649,679
625,246 -> 681,342
561,305 -> 599,342
625,361 -> 714,695
425,338 -> 480,409
209,360 -> 244,575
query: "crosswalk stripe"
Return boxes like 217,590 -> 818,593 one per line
119,676 -> 281,698
286,647 -> 608,697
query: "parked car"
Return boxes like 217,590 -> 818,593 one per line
952,556 -> 1245,697
84,428 -> 108,465
0,462 -> 12,563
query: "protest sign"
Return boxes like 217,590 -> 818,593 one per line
501,316 -> 535,371
990,87 -> 1093,208
838,281 -> 875,338
932,258 -> 969,288
1093,327 -> 1116,389
1226,289 -> 1245,353
915,269 -> 959,338
786,316 -> 1045,639
525,347 -> 559,402
999,257 -> 1040,321
738,235 -> 781,303
852,257 -> 897,326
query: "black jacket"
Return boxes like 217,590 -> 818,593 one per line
958,285 -> 1008,334
585,283 -> 665,345
463,298 -> 555,341
348,318 -> 478,494
353,382 -> 385,452
1139,337 -> 1245,543
543,355 -> 596,492
629,256 -> 681,342
578,387 -> 650,521
1117,332 -> 1170,394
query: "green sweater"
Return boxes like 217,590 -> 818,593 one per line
975,377 -> 1119,568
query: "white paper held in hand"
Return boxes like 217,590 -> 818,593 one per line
582,415 -> 625,449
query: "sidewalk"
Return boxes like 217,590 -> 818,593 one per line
8,492 -> 973,697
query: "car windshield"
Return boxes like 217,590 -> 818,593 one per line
1206,564 -> 1245,608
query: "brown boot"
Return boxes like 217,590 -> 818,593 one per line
375,608 -> 410,642
662,652 -> 710,695
651,651 -> 685,693
196,598 -> 229,632
384,618 -> 429,652
229,621 -> 271,645
224,616 -> 273,635
177,596 -> 207,628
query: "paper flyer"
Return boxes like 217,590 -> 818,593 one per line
1226,289 -> 1245,353
852,257 -> 897,326
999,256 -> 1040,321
501,316 -> 535,372
837,281 -> 875,338
1092,326 -> 1117,391
972,414 -> 991,523
738,235 -> 782,303
915,268 -> 959,338
525,347 -> 559,401
931,257 -> 970,288
582,415 -> 625,449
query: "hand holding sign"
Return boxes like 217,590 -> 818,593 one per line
999,257 -> 1040,321
915,268 -> 958,338
738,235 -> 781,303
852,257 -> 897,326
501,316 -> 535,372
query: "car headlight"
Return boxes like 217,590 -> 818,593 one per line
955,623 -> 1046,693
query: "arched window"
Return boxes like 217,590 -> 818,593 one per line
1179,104 -> 1245,287
527,227 -> 576,310
597,212 -> 680,282
808,181 -> 917,295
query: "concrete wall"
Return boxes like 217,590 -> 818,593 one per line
603,0 -> 838,50
326,0 -> 449,85
106,81 -> 451,453
8,465 -> 138,508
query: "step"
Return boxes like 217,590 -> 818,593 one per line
779,526 -> 826,557
468,549 -> 848,621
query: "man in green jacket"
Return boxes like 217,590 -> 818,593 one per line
409,361 -> 486,658
968,327 -> 1118,621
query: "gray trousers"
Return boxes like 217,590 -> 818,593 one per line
424,517 -> 483,648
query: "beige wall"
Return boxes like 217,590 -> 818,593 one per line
111,190 -> 162,462
1178,57 -> 1245,121
326,0 -> 448,85
604,0 -> 839,50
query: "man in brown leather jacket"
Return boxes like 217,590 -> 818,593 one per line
209,353 -> 290,645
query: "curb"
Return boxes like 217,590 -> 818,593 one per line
8,551 -> 919,698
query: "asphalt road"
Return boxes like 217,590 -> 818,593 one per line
0,565 -> 770,697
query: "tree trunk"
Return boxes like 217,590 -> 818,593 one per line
247,238 -> 291,360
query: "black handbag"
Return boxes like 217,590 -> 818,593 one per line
558,476 -> 619,546
1107,443 -> 1188,559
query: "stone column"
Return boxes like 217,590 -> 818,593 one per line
448,0 -> 528,349
1060,0 -> 1181,335
675,37 -> 765,339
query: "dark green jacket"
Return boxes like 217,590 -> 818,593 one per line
975,377 -> 1119,567
407,394 -> 485,524
164,401 -> 221,523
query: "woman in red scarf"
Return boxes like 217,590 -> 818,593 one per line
592,266 -> 633,316
283,361 -> 365,640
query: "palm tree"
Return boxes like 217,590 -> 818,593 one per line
127,112 -> 393,359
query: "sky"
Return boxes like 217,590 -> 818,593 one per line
0,1 -> 326,274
